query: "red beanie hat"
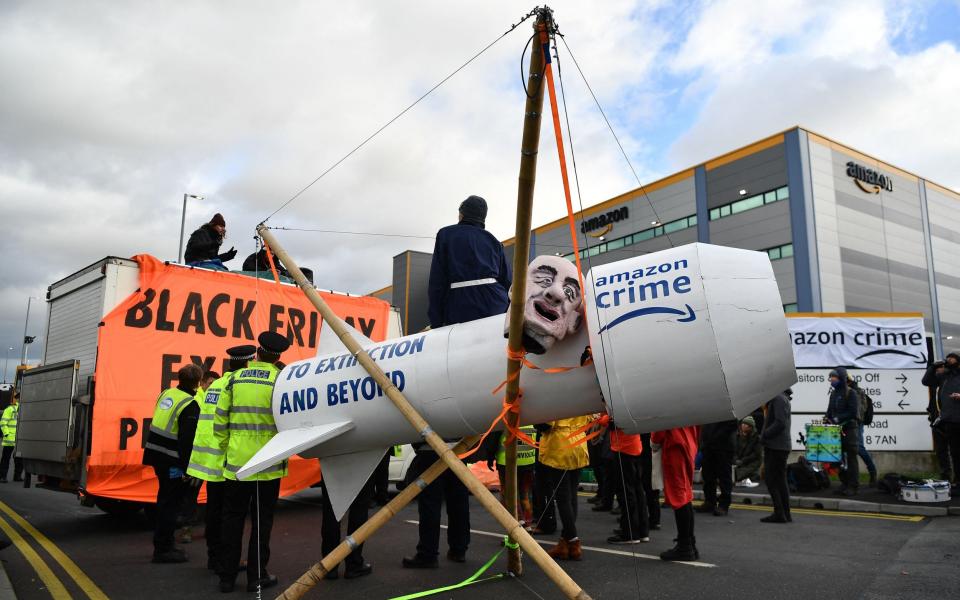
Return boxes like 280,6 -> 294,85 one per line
210,213 -> 226,227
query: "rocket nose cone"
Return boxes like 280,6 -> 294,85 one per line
585,243 -> 796,433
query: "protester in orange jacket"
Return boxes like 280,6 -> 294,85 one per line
651,426 -> 700,561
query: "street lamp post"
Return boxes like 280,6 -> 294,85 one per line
3,347 -> 12,383
178,193 -> 205,263
21,296 -> 38,365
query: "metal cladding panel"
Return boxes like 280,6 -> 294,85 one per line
44,281 -> 103,386
17,361 -> 78,463
772,258 -> 797,304
809,142 -> 934,328
708,199 -> 792,251
927,186 -> 960,340
706,144 -> 787,210
533,175 -> 696,257
406,252 -> 433,335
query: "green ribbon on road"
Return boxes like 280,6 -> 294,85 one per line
388,537 -> 518,600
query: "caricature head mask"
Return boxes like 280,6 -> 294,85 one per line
505,255 -> 584,354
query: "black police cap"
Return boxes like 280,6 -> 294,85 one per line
226,345 -> 256,361
258,331 -> 291,355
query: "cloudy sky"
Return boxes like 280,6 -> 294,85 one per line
2,0 -> 959,380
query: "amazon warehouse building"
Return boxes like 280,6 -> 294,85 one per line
375,126 -> 959,363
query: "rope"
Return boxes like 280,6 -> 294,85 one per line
260,8 -> 541,224
387,538 -> 515,600
557,35 -> 675,249
554,37 -> 645,598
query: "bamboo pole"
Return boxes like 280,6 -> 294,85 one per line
503,9 -> 552,576
258,221 -> 590,600
277,436 -> 479,599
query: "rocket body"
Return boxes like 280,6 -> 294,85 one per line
239,243 -> 797,518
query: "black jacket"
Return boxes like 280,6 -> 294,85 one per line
761,392 -> 792,451
427,222 -> 511,328
184,224 -> 230,263
700,419 -> 738,453
923,364 -> 960,424
826,367 -> 859,427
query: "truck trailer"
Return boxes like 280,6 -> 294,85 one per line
16,255 -> 399,513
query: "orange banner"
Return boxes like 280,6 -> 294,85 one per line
90,255 -> 391,503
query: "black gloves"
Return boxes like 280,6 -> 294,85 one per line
219,247 -> 238,262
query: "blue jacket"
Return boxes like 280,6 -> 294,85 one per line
826,367 -> 858,427
427,222 -> 511,328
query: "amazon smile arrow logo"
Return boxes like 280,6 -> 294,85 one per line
598,303 -> 696,334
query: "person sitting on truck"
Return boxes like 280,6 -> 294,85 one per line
143,364 -> 202,564
0,394 -> 23,483
184,213 -> 237,270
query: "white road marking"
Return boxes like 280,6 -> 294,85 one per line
403,520 -> 716,568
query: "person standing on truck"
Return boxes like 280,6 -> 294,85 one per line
188,351 -> 252,574
426,195 -> 511,328
184,213 -> 237,270
143,364 -> 202,564
402,195 -> 511,570
215,332 -> 290,594
0,394 -> 23,483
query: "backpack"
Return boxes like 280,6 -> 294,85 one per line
878,473 -> 907,496
850,382 -> 874,425
787,457 -> 825,493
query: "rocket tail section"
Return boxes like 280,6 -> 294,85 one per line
235,421 -> 355,480
318,448 -> 390,521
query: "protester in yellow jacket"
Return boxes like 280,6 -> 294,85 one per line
535,415 -> 591,561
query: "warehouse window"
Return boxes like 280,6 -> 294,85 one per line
765,243 -> 794,261
710,185 -> 789,221
783,303 -> 799,313
564,213 -> 697,261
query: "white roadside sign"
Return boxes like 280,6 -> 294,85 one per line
786,314 -> 927,369
791,369 -> 928,413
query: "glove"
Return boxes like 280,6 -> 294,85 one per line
168,466 -> 186,479
219,247 -> 238,261
186,475 -> 203,488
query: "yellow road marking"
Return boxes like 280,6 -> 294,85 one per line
0,512 -> 71,599
577,492 -> 925,522
0,500 -> 110,600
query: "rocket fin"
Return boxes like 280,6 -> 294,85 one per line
235,421 -> 354,480
320,448 -> 390,521
318,315 -> 374,355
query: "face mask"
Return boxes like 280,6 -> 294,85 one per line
830,379 -> 842,389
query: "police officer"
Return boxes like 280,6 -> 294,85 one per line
491,426 -> 537,525
215,332 -> 289,593
187,346 -> 254,573
0,395 -> 23,483
143,364 -> 202,563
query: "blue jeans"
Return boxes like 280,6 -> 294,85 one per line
186,259 -> 228,271
858,424 -> 877,475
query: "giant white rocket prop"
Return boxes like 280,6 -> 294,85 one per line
239,243 -> 797,518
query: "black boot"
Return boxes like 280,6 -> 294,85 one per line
868,471 -> 877,487
660,538 -> 698,561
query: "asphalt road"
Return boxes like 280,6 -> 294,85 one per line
0,481 -> 957,600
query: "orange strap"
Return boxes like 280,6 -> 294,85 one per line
261,240 -> 282,287
457,392 -> 539,459
491,347 -> 588,395
543,48 -> 586,303
564,413 -> 610,448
